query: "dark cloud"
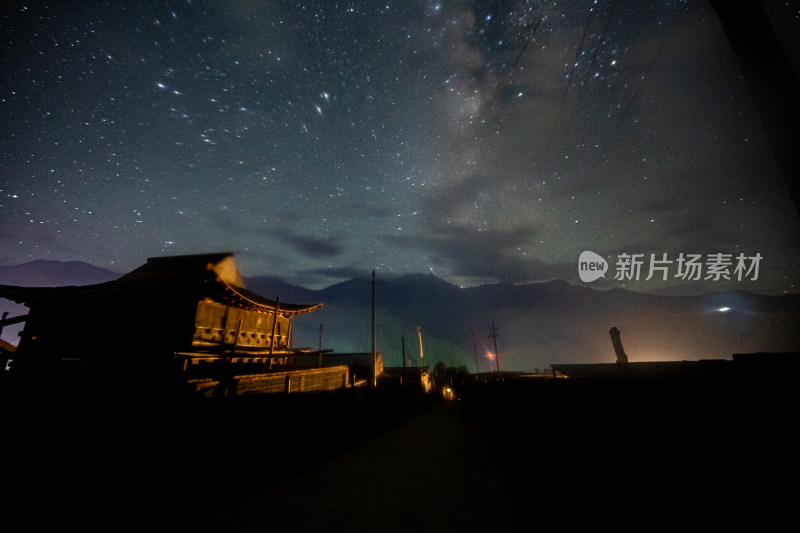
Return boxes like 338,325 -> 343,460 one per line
391,220 -> 541,284
273,231 -> 343,259
294,265 -> 372,289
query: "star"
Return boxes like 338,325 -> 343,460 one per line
0,0 -> 796,297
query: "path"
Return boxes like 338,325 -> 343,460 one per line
190,401 -> 521,532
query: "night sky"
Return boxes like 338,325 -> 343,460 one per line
2,0 -> 799,294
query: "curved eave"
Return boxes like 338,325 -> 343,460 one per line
216,281 -> 323,317
0,279 -> 180,304
0,284 -> 91,305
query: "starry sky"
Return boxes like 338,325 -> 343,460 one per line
2,0 -> 799,294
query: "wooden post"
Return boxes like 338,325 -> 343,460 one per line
417,326 -> 423,364
269,296 -> 280,356
318,323 -> 324,366
233,318 -> 243,352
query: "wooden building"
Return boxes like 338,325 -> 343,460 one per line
0,253 -> 350,396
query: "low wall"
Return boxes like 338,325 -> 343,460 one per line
188,365 -> 350,397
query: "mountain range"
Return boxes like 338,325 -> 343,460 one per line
2,260 -> 799,371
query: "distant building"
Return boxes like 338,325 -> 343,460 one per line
554,326 -> 800,383
381,366 -> 432,393
551,352 -> 800,381
0,253 -> 351,396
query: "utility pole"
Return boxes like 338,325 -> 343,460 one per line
369,270 -> 379,387
401,336 -> 406,385
417,326 -> 423,365
488,321 -> 500,375
472,329 -> 479,374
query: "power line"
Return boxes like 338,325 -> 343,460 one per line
617,3 -> 688,123
545,3 -> 598,174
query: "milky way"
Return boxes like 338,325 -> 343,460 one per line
2,0 -> 799,294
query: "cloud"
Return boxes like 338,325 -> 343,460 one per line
274,230 -> 344,259
389,217 -> 542,284
302,265 -> 369,282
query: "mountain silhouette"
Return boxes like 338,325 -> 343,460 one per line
0,260 -> 120,287
249,272 -> 800,372
2,260 -> 798,370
